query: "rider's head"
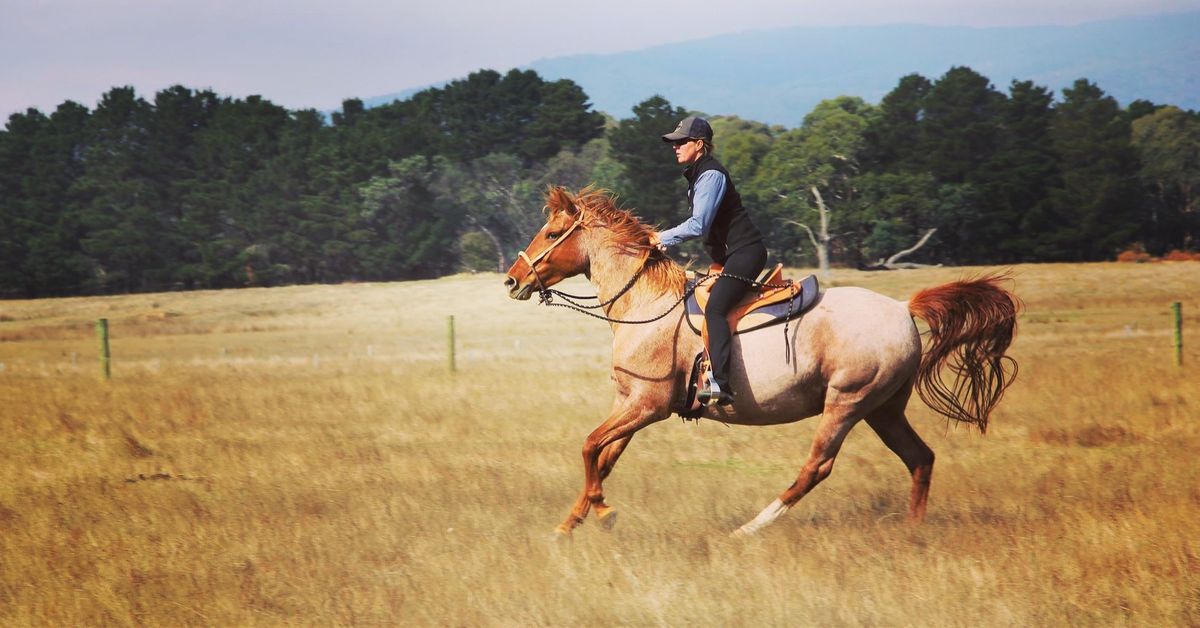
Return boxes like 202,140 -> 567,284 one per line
662,116 -> 713,165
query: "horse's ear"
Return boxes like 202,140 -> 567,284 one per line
545,186 -> 579,217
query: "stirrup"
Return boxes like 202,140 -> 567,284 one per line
697,385 -> 735,407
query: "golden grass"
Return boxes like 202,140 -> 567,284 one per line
1,262 -> 1198,626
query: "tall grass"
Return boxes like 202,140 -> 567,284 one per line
1,263 -> 1197,625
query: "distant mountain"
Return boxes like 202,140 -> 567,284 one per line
367,12 -> 1199,126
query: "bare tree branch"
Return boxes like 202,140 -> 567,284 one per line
884,228 -> 938,265
783,220 -> 820,249
466,216 -> 508,272
860,228 -> 942,270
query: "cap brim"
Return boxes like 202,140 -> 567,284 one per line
661,131 -> 690,142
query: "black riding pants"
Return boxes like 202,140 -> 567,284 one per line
706,242 -> 768,390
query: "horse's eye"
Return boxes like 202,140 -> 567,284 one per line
546,231 -> 562,240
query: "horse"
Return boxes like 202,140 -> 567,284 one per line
503,186 -> 1020,537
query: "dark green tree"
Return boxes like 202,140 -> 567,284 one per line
522,79 -> 606,162
1126,99 -> 1165,122
863,73 -> 932,173
358,156 -> 465,279
709,115 -> 777,183
180,94 -> 291,288
1027,79 -> 1141,260
914,68 -> 1028,262
749,97 -> 875,272
142,86 -> 222,286
0,103 -> 93,296
845,172 -> 941,265
0,110 -> 44,295
971,80 -> 1060,262
1131,106 -> 1200,251
607,96 -> 688,226
920,67 -> 1005,185
245,108 -> 335,285
72,87 -> 166,293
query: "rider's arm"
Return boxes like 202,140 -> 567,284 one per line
657,170 -> 727,248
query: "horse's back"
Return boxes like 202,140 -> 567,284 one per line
808,287 -> 921,366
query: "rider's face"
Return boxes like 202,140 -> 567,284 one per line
673,138 -> 704,165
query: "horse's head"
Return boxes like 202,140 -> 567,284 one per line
504,187 -> 591,300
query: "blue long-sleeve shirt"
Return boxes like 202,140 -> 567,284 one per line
657,170 -> 727,248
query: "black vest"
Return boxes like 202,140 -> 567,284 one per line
685,156 -> 763,263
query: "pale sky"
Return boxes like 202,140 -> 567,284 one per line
3,0 -> 1197,119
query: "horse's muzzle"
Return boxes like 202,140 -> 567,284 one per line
504,276 -> 533,301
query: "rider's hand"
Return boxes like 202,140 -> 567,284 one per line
649,232 -> 667,254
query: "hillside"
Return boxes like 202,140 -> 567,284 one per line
368,12 -> 1200,125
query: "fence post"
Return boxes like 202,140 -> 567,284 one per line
448,315 -> 457,373
96,318 -> 111,380
1171,302 -> 1183,366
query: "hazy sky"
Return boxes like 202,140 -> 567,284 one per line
3,0 -> 1197,118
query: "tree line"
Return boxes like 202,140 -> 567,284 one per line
2,66 -> 1197,298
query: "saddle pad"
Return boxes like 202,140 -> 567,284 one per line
685,273 -> 820,336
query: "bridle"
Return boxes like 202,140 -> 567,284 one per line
514,206 -> 657,312
515,207 -> 587,297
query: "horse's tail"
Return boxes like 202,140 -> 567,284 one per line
907,273 -> 1022,434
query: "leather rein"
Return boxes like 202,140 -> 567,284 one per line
516,208 -> 791,327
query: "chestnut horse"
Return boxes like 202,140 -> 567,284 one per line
504,187 -> 1019,537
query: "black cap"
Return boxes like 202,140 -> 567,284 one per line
661,116 -> 712,143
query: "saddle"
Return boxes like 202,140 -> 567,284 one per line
684,263 -> 820,339
676,265 -> 820,418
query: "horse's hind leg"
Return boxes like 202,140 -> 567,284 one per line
865,401 -> 934,521
733,404 -> 860,537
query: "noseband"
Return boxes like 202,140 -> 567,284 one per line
515,206 -> 655,312
516,208 -> 587,296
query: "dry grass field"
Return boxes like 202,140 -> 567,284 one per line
0,262 -> 1197,626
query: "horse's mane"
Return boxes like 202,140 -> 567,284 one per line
546,186 -> 686,297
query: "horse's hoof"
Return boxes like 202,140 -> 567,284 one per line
553,525 -> 573,541
596,507 -> 618,530
730,526 -> 753,539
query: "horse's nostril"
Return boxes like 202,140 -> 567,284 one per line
504,277 -> 516,288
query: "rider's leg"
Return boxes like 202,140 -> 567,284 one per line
703,242 -> 767,400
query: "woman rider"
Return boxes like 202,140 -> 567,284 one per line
655,116 -> 767,406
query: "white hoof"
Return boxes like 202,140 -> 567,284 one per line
733,498 -> 788,538
597,509 -> 618,531
730,525 -> 756,538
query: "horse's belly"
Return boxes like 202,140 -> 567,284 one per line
700,394 -> 825,425
704,332 -> 826,425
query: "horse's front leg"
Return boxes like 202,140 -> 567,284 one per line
557,435 -> 632,535
557,402 -> 666,535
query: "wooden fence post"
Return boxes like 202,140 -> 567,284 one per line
1171,302 -> 1183,366
448,315 -> 457,373
96,318 -> 111,380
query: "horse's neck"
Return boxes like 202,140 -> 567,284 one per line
588,238 -> 695,382
587,245 -> 684,332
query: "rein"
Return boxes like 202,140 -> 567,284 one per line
539,257 -> 648,309
539,270 -> 795,327
538,270 -> 707,324
515,205 -> 795,331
